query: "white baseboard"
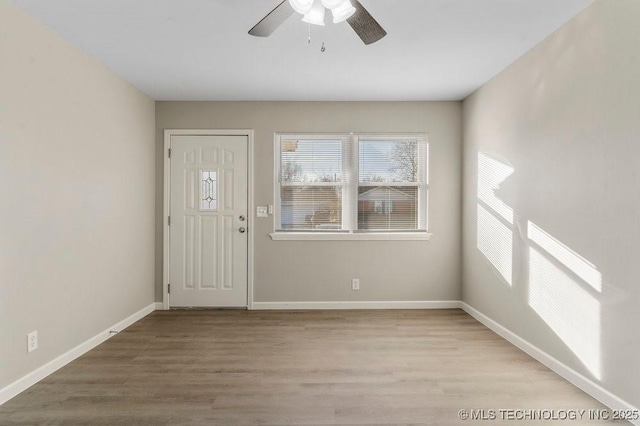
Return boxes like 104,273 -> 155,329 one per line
252,300 -> 462,310
154,302 -> 165,310
4,299 -> 637,426
0,302 -> 157,406
461,302 -> 639,426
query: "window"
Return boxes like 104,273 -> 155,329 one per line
278,135 -> 346,231
273,133 -> 429,240
200,171 -> 218,211
358,136 -> 428,232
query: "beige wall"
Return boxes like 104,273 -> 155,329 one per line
156,102 -> 462,303
462,0 -> 640,408
0,1 -> 156,390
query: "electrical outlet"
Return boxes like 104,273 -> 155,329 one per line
27,331 -> 38,353
351,278 -> 360,291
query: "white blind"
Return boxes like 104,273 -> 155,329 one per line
279,138 -> 344,231
358,136 -> 428,231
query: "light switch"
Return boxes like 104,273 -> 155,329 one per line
268,205 -> 274,215
256,206 -> 268,218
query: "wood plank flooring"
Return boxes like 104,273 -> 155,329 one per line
0,310 -> 624,425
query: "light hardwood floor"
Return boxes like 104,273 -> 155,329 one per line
0,310 -> 624,425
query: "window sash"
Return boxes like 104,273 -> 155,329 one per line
353,185 -> 429,233
358,182 -> 421,187
275,135 -> 349,231
355,135 -> 428,232
279,185 -> 344,231
277,135 -> 346,184
281,182 -> 343,187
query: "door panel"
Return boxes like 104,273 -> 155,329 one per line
169,135 -> 248,307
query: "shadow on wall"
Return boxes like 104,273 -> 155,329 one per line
476,152 -> 602,381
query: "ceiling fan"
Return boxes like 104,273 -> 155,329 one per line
249,0 -> 387,45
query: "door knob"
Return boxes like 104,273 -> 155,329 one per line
239,227 -> 246,233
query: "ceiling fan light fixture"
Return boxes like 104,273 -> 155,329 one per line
330,0 -> 356,23
248,0 -> 386,45
302,0 -> 326,26
288,0 -> 314,15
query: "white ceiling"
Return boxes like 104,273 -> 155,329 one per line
11,0 -> 595,101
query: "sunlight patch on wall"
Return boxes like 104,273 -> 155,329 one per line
529,243 -> 601,380
528,222 -> 602,292
478,153 -> 514,224
477,153 -> 515,285
477,205 -> 513,285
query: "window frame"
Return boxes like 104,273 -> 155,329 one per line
355,134 -> 429,233
271,132 -> 431,241
273,133 -> 350,233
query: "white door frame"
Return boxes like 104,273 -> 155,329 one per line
163,129 -> 255,310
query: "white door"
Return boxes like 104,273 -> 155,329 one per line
169,135 -> 248,307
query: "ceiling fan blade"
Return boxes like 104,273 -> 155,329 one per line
248,1 -> 295,37
347,0 -> 387,45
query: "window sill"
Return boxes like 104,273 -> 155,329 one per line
269,232 -> 432,241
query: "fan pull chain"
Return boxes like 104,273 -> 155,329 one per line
306,22 -> 325,52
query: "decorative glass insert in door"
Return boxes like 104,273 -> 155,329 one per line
201,171 -> 218,211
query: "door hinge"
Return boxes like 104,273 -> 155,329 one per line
168,284 -> 171,294
168,148 -> 171,158
168,216 -> 171,226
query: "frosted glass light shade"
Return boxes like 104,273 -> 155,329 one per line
321,0 -> 346,9
330,0 -> 356,23
289,0 -> 314,14
302,0 -> 326,26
